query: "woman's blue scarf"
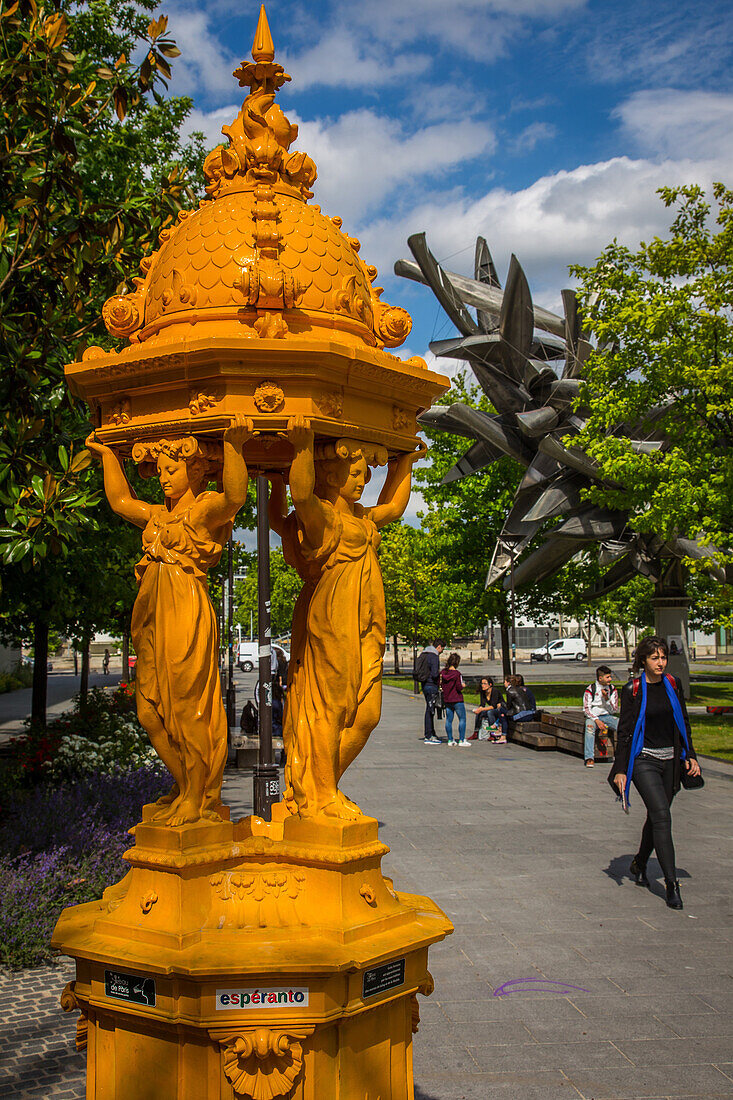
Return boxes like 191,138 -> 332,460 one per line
625,675 -> 690,802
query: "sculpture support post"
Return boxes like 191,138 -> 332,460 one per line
253,474 -> 278,819
509,540 -> 517,675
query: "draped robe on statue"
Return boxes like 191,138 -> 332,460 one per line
131,495 -> 231,807
282,500 -> 386,815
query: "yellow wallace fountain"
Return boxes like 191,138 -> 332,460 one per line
53,8 -> 453,1097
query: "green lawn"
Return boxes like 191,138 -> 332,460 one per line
384,677 -> 733,763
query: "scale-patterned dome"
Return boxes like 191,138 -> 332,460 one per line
101,17 -> 411,351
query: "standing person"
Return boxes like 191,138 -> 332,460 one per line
441,653 -> 469,747
415,639 -> 444,745
470,676 -> 504,739
582,665 -> 619,768
609,635 -> 702,910
102,648 -> 110,676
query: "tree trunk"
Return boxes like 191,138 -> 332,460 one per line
73,646 -> 78,676
79,633 -> 91,715
499,612 -> 511,679
622,628 -> 630,662
31,618 -> 49,727
393,635 -> 400,675
121,630 -> 130,684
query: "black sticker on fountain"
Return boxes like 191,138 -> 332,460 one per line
105,970 -> 156,1007
362,958 -> 406,999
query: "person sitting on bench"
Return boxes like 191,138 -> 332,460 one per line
582,664 -> 619,768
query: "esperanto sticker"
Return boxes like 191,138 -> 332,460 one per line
216,987 -> 309,1009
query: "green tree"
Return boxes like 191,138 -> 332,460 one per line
0,0 -> 205,720
571,183 -> 733,557
233,549 -> 302,642
378,521 -> 448,672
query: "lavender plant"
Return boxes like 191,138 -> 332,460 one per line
0,765 -> 169,968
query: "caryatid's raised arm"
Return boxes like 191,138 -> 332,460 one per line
198,415 -> 254,530
366,440 -> 426,528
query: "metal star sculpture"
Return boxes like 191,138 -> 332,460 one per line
395,233 -> 722,597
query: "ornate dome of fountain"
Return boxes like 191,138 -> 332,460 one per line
100,8 -> 411,352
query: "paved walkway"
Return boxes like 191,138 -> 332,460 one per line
1,685 -> 731,1099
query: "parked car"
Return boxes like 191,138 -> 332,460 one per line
530,637 -> 587,662
237,641 -> 290,673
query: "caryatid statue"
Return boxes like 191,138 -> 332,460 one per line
270,417 -> 422,819
64,6 -> 449,829
87,416 -> 254,825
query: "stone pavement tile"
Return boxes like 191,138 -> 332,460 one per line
413,1070 -> 584,1100
697,991 -> 733,1013
467,1037 -> 634,1073
523,1013 -> 679,1043
564,992 -> 719,1018
659,1012 -> 733,1037
613,1037 -> 733,1066
566,1063 -> 733,1098
437,994 -> 591,1026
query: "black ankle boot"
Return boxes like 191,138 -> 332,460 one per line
665,880 -> 683,909
629,857 -> 649,887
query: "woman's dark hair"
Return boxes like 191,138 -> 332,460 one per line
480,676 -> 493,704
507,674 -> 521,688
632,635 -> 669,673
445,652 -> 461,669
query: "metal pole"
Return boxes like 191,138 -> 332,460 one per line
226,536 -> 236,727
412,588 -> 418,695
510,543 -> 517,675
253,475 -> 279,820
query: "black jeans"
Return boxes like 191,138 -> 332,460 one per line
632,755 -> 677,883
423,684 -> 438,738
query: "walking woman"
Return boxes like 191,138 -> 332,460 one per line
441,653 -> 469,746
609,635 -> 702,909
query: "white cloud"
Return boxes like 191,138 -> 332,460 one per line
585,3 -> 732,89
281,0 -> 587,89
282,29 -> 430,91
508,120 -> 557,155
363,147 -> 733,315
166,6 -> 241,98
185,103 -> 495,225
615,89 -> 733,161
184,103 -> 240,148
292,108 -> 495,224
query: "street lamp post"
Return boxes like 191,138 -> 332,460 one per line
226,537 -> 236,728
253,475 -> 279,821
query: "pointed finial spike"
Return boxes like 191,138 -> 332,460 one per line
252,5 -> 275,63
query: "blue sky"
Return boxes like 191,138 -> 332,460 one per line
169,0 -> 733,364
166,0 -> 732,524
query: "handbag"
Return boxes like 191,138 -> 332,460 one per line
436,687 -> 445,719
681,768 -> 704,790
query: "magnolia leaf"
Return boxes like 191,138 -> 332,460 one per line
70,449 -> 91,472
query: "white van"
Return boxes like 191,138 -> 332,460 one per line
530,637 -> 587,662
237,641 -> 291,672
237,641 -> 258,671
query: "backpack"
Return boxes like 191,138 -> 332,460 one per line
415,651 -> 432,684
632,673 -> 676,697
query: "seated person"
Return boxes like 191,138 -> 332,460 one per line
471,676 -> 504,739
493,674 -> 537,742
582,664 -> 619,767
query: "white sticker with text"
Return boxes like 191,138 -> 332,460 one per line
216,987 -> 309,1009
